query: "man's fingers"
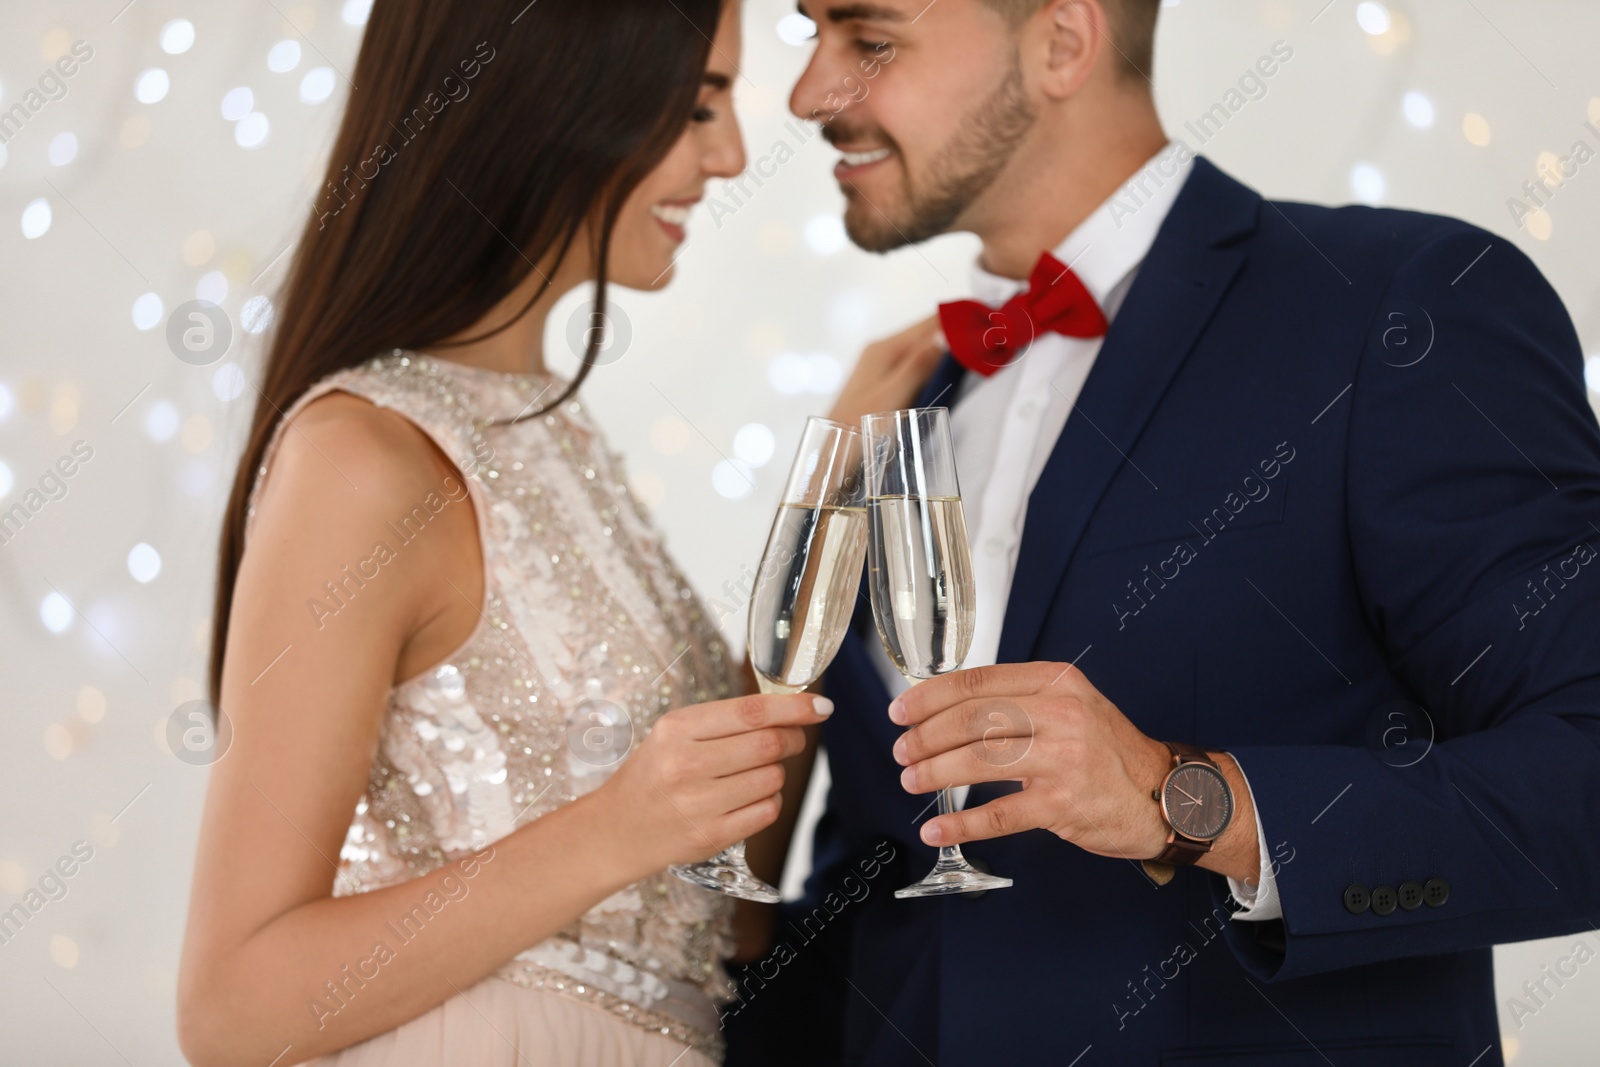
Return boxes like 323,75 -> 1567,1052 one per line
889,662 -> 1072,725
920,792 -> 1041,847
898,744 -> 1026,795
680,693 -> 833,740
894,699 -> 1036,767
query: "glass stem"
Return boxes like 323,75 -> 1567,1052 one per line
936,787 -> 967,866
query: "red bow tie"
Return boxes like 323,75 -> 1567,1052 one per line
937,251 -> 1108,377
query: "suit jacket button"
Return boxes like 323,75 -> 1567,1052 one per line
1398,881 -> 1424,911
1343,884 -> 1370,914
1423,878 -> 1450,907
1370,885 -> 1398,916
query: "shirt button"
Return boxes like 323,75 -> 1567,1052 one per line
984,538 -> 1006,556
1370,885 -> 1398,916
1016,401 -> 1039,419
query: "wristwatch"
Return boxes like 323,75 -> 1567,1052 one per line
1141,741 -> 1234,885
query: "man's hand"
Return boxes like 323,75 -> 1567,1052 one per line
889,661 -> 1260,884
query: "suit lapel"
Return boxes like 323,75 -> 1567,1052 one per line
995,157 -> 1261,665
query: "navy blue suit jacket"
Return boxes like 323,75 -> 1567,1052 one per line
722,157 -> 1600,1066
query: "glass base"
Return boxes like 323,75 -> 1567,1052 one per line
671,849 -> 781,904
895,854 -> 1014,899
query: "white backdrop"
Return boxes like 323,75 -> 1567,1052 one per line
1,0 -> 1597,1062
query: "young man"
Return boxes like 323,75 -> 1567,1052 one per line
724,2 -> 1600,1064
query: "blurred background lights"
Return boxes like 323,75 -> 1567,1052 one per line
240,294 -> 275,334
212,363 -> 248,401
0,141 -> 8,171
40,592 -> 73,634
1355,2 -> 1391,35
0,460 -> 13,500
131,293 -> 164,331
49,934 -> 80,970
135,68 -> 170,104
733,423 -> 777,467
1586,356 -> 1600,394
144,400 -> 181,442
196,271 -> 228,303
47,131 -> 77,166
235,112 -> 271,149
712,459 -> 755,500
342,0 -> 374,26
128,542 -> 162,583
221,87 -> 253,121
1402,92 -> 1435,128
21,198 -> 52,239
1350,163 -> 1386,204
300,67 -> 336,104
776,13 -> 816,45
268,39 -> 303,73
767,352 -> 843,396
1463,112 -> 1492,146
0,382 -> 14,423
804,214 -> 848,255
160,18 -> 195,54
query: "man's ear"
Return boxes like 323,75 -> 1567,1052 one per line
1029,0 -> 1109,101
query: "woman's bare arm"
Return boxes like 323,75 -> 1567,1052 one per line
178,396 -> 827,1066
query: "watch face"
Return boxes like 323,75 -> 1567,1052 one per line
1162,764 -> 1233,841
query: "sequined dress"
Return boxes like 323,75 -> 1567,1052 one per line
248,352 -> 738,1066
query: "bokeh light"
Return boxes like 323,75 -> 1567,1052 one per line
268,40 -> 303,73
40,592 -> 73,634
144,401 -> 181,442
1355,2 -> 1391,35
20,198 -> 52,239
712,459 -> 755,500
131,293 -> 164,331
235,112 -> 270,149
135,68 -> 170,104
776,13 -> 816,45
300,67 -> 336,104
212,363 -> 248,401
1402,92 -> 1435,128
733,423 -> 776,467
128,543 -> 162,583
161,19 -> 195,54
47,131 -> 77,166
1350,163 -> 1386,204
221,86 -> 254,121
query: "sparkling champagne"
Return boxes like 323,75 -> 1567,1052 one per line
749,503 -> 868,692
866,494 -> 976,679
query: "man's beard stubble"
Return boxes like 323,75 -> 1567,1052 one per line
832,57 -> 1035,253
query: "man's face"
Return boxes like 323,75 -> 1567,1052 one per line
790,1 -> 1036,251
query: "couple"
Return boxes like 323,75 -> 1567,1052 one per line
178,1 -> 1600,1065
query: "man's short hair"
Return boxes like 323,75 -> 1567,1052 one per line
983,0 -> 1161,83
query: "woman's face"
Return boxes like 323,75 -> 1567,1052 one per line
607,2 -> 747,290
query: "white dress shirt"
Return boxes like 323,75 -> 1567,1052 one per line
868,143 -> 1282,921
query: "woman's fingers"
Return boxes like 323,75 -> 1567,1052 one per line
669,693 -> 832,741
696,726 -> 808,778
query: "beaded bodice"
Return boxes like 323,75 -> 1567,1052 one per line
248,351 -> 738,1049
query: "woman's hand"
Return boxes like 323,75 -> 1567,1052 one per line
593,692 -> 834,878
827,314 -> 947,425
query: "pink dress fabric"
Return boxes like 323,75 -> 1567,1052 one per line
248,352 -> 737,1066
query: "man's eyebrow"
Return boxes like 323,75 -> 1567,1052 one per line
808,3 -> 909,23
703,72 -> 731,90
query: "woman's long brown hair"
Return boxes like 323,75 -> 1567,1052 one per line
209,0 -> 722,703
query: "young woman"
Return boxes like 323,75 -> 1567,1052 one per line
176,2 -> 943,1065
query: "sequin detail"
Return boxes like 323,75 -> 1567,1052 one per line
246,351 -> 737,1047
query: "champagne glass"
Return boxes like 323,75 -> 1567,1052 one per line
861,407 -> 1014,898
672,417 -> 868,902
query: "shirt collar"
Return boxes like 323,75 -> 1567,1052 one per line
969,142 -> 1195,314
